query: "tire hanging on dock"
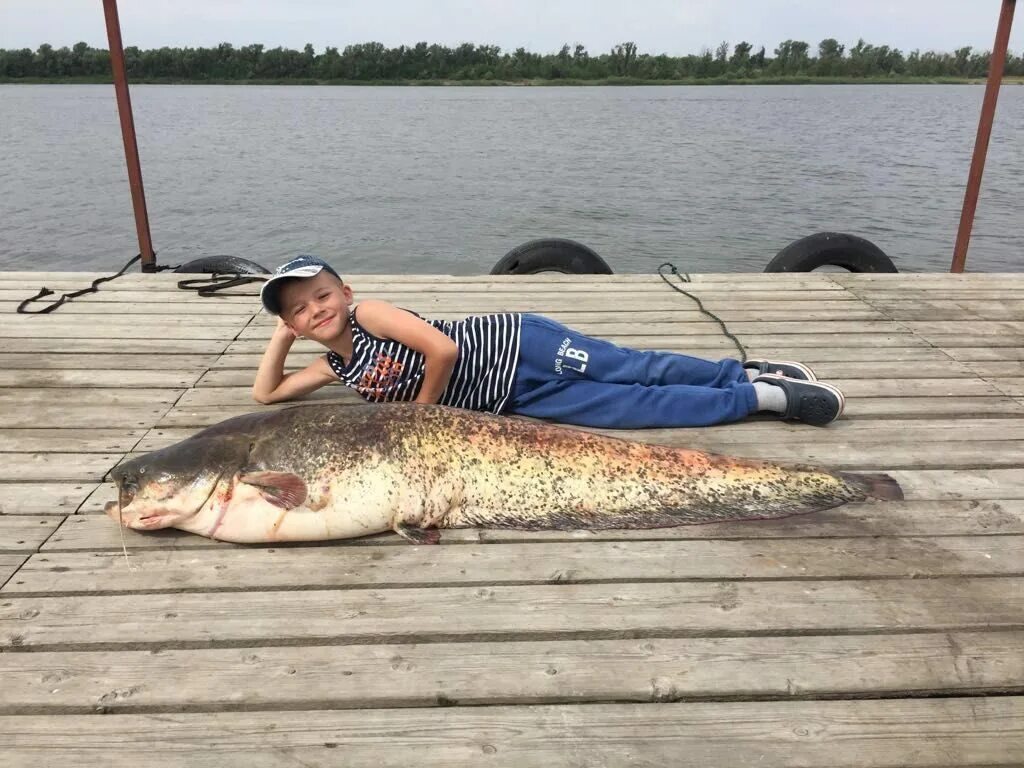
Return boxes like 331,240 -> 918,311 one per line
173,256 -> 271,275
490,238 -> 614,275
764,232 -> 898,273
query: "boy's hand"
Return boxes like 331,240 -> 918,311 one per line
253,316 -> 333,404
275,317 -> 298,339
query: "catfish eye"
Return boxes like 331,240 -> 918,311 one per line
138,466 -> 147,475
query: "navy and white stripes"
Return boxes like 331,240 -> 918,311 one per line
326,308 -> 522,414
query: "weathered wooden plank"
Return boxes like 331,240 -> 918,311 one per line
0,300 -> 259,315
832,272 -> 1023,283
905,334 -> 1024,348
0,388 -> 180,406
902,320 -> 1024,334
236,320 -> 908,340
967,362 -> 1024,377
3,578 -> 1022,648
0,272 -> 839,285
155,403 -> 348,427
293,291 -> 864,303
0,353 -> 219,370
1,697 -> 1021,767
2,314 -> 247,327
7,300 -> 882,318
891,468 -> 1024,499
0,454 -> 120,482
49,499 -> 1024,551
170,378 -> 1001,409
0,555 -> 25,585
0,289 -> 861,307
944,347 -> 1024,362
0,288 -> 259,303
0,405 -> 168,429
9,536 -> 1021,595
0,338 -> 229,355
261,306 -> 888,322
0,484 -> 96,515
791,378 -> 996,398
0,370 -> 201,389
860,285 -> 1024,292
194,361 -> 978,388
210,345 -> 953,370
0,323 -> 242,340
0,517 -> 64,551
868,300 -> 1024,321
992,378 -> 1024,397
0,429 -> 143,453
225,333 -> 931,355
175,386 -> 355,407
845,396 -> 1023,418
2,632 -> 1020,714
761,373 -> 975,395
157,395 -> 1024,425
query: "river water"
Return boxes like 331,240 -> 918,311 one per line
1,83 -> 1021,273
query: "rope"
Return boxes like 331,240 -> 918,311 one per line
657,262 -> 747,363
15,254 -> 176,314
176,273 -> 267,296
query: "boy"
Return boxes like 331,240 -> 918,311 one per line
253,255 -> 845,429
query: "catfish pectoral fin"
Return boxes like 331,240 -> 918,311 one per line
239,471 -> 308,509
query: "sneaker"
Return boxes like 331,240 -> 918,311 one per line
744,359 -> 817,381
754,373 -> 844,426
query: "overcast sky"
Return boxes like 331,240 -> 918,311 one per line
2,1 -> 1021,55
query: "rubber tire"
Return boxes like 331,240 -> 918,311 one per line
174,256 -> 271,275
490,238 -> 614,275
764,232 -> 897,273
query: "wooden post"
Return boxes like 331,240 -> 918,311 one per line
951,0 -> 1016,273
102,0 -> 157,271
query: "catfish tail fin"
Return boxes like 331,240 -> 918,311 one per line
840,472 -> 904,501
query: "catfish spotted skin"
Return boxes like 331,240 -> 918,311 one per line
106,403 -> 902,544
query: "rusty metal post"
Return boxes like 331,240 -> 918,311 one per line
102,0 -> 157,271
951,0 -> 1016,273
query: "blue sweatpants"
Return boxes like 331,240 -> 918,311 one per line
505,314 -> 758,429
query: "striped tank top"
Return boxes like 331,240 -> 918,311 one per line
326,308 -> 522,413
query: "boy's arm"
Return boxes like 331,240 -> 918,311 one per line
252,321 -> 336,404
356,300 -> 458,405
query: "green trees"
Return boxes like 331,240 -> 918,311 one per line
2,39 -> 1022,82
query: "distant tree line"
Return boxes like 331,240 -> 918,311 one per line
2,39 -> 1023,81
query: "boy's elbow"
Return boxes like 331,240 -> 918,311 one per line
252,389 -> 277,405
441,339 -> 459,361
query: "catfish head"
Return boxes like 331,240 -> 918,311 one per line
105,436 -> 252,531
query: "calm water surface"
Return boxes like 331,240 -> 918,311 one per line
1,84 -> 1021,273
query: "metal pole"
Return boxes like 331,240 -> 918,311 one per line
102,0 -> 157,271
951,0 -> 1016,273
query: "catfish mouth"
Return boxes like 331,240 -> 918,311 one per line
104,470 -> 226,530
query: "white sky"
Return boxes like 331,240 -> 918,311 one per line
2,0 -> 1021,55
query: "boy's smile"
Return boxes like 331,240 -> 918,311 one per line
279,272 -> 354,345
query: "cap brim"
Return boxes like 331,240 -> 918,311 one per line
260,265 -> 326,314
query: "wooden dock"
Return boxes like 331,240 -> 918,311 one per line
1,271 -> 1022,766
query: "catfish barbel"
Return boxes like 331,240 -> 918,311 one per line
105,404 -> 902,544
